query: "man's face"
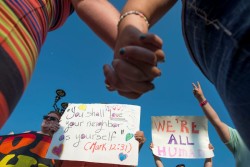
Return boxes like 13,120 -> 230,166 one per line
41,113 -> 60,134
43,113 -> 60,123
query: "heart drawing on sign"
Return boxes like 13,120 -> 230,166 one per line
125,133 -> 133,141
59,135 -> 64,141
119,153 -> 127,161
52,144 -> 63,157
78,104 -> 87,111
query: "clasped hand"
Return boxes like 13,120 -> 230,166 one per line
103,25 -> 165,99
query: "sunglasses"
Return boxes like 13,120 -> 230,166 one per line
43,115 -> 60,122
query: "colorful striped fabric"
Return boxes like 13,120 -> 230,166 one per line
0,0 -> 74,128
0,132 -> 54,166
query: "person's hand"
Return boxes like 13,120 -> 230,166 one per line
134,130 -> 146,146
192,81 -> 206,102
50,121 -> 60,131
208,143 -> 214,151
48,121 -> 60,136
150,142 -> 154,151
103,24 -> 165,99
42,121 -> 60,136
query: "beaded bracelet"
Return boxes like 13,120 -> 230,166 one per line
117,10 -> 150,28
200,100 -> 208,107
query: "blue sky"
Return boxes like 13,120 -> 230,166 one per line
1,1 -> 235,166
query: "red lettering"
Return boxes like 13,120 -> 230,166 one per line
180,120 -> 189,133
154,120 -> 165,132
167,121 -> 175,132
191,122 -> 199,134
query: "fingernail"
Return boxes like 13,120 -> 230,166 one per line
105,79 -> 111,88
119,48 -> 125,55
140,34 -> 146,40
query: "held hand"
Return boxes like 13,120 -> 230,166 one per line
208,143 -> 214,151
104,26 -> 165,98
47,121 -> 60,136
114,25 -> 164,61
103,47 -> 161,98
134,131 -> 146,146
150,142 -> 154,151
49,121 -> 60,132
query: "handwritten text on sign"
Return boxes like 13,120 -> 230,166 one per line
46,104 -> 140,166
152,116 -> 214,159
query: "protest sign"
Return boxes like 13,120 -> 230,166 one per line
46,103 -> 140,166
152,116 -> 214,159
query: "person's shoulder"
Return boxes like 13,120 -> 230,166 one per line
228,127 -> 240,138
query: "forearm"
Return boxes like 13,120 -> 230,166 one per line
71,0 -> 120,49
153,154 -> 164,167
195,94 -> 223,126
204,158 -> 212,167
139,142 -> 144,151
201,102 -> 222,127
121,0 -> 177,26
197,98 -> 230,142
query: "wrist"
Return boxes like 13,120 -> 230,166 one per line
139,137 -> 146,146
197,96 -> 206,103
118,13 -> 149,34
141,137 -> 146,144
200,99 -> 208,107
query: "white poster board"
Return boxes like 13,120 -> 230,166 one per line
152,116 -> 214,159
46,103 -> 141,166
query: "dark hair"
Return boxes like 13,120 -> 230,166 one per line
176,164 -> 185,167
47,111 -> 62,118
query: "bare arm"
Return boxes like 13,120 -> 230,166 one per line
134,131 -> 146,151
117,0 -> 177,45
150,143 -> 164,167
71,0 -> 120,49
103,1 -> 176,99
192,82 -> 230,143
120,0 -> 177,27
204,158 -> 212,167
203,143 -> 214,167
153,154 -> 164,167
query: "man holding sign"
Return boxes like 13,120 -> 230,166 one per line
192,82 -> 250,167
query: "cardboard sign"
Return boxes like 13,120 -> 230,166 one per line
46,103 -> 141,166
152,116 -> 214,159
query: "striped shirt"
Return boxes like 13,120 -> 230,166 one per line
0,0 -> 74,128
